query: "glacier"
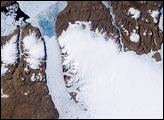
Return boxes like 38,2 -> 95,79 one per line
14,1 -> 164,119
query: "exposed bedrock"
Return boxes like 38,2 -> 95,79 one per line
56,1 -> 120,44
111,1 -> 163,55
1,1 -> 16,8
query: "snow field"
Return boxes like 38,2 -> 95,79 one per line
1,35 -> 18,75
58,21 -> 163,119
22,32 -> 45,70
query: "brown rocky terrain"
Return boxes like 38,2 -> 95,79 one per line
1,2 -> 59,119
1,1 -> 15,8
1,23 -> 59,119
56,1 -> 120,44
111,1 -> 163,58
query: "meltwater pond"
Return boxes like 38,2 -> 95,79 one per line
18,1 -> 66,37
38,19 -> 55,37
37,2 -> 67,37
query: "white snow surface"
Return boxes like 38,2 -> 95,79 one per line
18,1 -> 58,18
128,8 -> 141,20
31,73 -> 36,82
18,1 -> 56,25
1,12 -> 16,36
1,35 -> 18,75
102,1 -> 110,8
1,2 -> 24,36
23,33 -> 45,70
130,30 -> 140,42
45,36 -> 90,119
1,89 -> 9,98
143,31 -> 147,36
149,10 -> 160,23
159,12 -> 163,31
24,91 -> 29,96
159,43 -> 163,62
18,1 -> 67,29
58,21 -> 163,119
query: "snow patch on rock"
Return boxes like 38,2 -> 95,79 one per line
1,35 -> 18,75
24,91 -> 30,96
143,31 -> 147,36
130,30 -> 140,42
1,89 -> 9,98
31,73 -> 36,82
148,10 -> 160,23
128,8 -> 140,20
23,32 -> 45,70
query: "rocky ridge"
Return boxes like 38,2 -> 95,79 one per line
111,1 -> 163,56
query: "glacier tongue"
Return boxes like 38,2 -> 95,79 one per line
18,1 -> 90,118
45,36 -> 90,119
